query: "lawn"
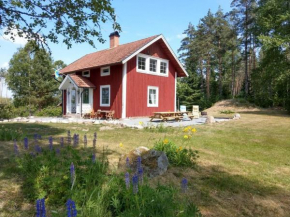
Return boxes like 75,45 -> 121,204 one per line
0,109 -> 290,216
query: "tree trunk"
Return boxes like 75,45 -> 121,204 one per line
231,50 -> 235,98
199,57 -> 204,94
218,39 -> 223,98
244,4 -> 249,97
206,54 -> 211,99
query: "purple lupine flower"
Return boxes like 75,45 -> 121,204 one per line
56,148 -> 60,155
125,172 -> 130,189
181,178 -> 188,193
136,156 -> 141,171
92,153 -> 96,163
35,145 -> 42,154
76,134 -> 79,145
48,136 -> 53,150
132,174 -> 138,194
14,140 -> 19,156
84,135 -> 87,148
24,138 -> 28,150
66,199 -> 77,217
67,130 -> 71,145
37,134 -> 42,140
60,137 -> 64,147
34,134 -> 38,144
138,167 -> 144,185
36,198 -> 46,217
73,134 -> 77,147
126,157 -> 130,168
93,139 -> 96,149
70,162 -> 75,183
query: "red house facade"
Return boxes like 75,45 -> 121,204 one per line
59,32 -> 188,119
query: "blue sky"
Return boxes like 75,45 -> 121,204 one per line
0,0 -> 232,97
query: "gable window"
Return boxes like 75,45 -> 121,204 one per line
136,54 -> 169,76
147,86 -> 159,107
101,67 -> 110,76
138,56 -> 146,70
83,88 -> 89,104
100,85 -> 110,106
82,70 -> 90,77
160,62 -> 167,74
149,59 -> 157,72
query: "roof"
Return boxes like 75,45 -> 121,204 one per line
69,74 -> 96,88
60,34 -> 188,77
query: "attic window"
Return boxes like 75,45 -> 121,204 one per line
138,56 -> 146,70
136,54 -> 169,77
82,70 -> 90,77
101,66 -> 110,76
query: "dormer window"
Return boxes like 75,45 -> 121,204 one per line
136,54 -> 169,77
82,70 -> 90,77
101,66 -> 110,76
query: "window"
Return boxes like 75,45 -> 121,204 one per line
147,86 -> 159,107
82,70 -> 90,77
101,67 -> 110,76
136,54 -> 169,76
138,56 -> 146,70
100,85 -> 110,106
149,59 -> 157,72
160,62 -> 167,74
83,89 -> 89,104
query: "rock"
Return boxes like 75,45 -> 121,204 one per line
118,146 -> 169,178
3,120 -> 8,122
61,120 -> 69,124
50,119 -> 57,123
99,126 -> 114,131
206,116 -> 216,124
233,113 -> 241,120
93,120 -> 101,125
28,120 -> 36,123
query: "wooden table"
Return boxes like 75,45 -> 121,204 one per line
150,111 -> 190,122
96,110 -> 114,120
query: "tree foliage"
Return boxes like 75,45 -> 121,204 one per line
0,0 -> 121,49
6,41 -> 61,109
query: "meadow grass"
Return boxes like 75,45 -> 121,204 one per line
0,109 -> 290,216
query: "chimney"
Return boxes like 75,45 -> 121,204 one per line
109,31 -> 120,48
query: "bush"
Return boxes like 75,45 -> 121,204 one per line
0,104 -> 15,119
14,137 -> 202,216
153,139 -> 199,167
220,110 -> 235,114
34,106 -> 62,117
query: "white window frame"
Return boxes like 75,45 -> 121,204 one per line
100,85 -> 110,107
101,66 -> 110,76
136,53 -> 169,77
82,70 -> 90,77
147,86 -> 159,107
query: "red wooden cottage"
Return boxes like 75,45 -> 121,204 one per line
59,32 -> 188,119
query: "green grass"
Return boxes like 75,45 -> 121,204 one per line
1,110 -> 290,216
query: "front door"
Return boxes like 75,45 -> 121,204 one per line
71,89 -> 76,113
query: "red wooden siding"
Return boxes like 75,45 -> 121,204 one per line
89,64 -> 123,118
126,41 -> 176,117
63,90 -> 67,115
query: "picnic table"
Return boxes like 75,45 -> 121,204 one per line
150,111 -> 193,122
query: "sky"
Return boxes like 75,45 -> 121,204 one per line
0,0 -> 233,98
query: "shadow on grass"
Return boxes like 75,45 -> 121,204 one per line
238,110 -> 290,117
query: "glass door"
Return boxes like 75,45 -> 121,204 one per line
71,89 -> 76,113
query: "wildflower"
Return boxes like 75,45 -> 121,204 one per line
60,137 -> 64,147
92,153 -> 96,163
14,140 -> 19,156
36,198 -> 46,217
35,145 -> 42,154
24,137 -> 28,150
176,149 -> 179,153
84,135 -> 87,148
191,128 -> 196,133
187,126 -> 192,129
48,136 -> 53,150
70,162 -> 75,184
73,134 -> 77,147
132,174 -> 139,194
34,134 -> 38,144
183,135 -> 189,139
181,178 -> 188,193
119,143 -> 123,148
136,156 -> 141,171
67,130 -> 71,145
183,127 -> 189,132
163,138 -> 169,144
139,121 -> 143,126
138,167 -> 144,184
66,199 -> 77,217
125,172 -> 130,189
179,146 -> 183,151
37,134 -> 42,140
56,148 -> 60,155
126,157 -> 130,168
93,139 -> 96,149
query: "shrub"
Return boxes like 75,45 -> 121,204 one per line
34,106 -> 62,117
0,104 -> 15,119
220,110 -> 235,114
153,139 -> 199,167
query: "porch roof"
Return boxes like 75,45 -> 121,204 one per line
59,74 -> 96,90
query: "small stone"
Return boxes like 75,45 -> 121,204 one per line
206,116 -> 216,124
99,126 -> 114,131
233,113 -> 241,120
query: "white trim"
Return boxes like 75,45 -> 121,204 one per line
175,72 -> 177,112
136,53 -> 169,77
121,35 -> 188,77
101,66 -> 110,76
100,85 -> 110,107
122,63 -> 127,118
82,70 -> 90,77
147,86 -> 159,107
59,75 -> 78,90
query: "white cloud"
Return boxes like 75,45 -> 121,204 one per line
1,28 -> 28,46
1,62 -> 9,69
177,34 -> 186,39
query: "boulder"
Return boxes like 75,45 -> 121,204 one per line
206,116 -> 216,124
233,113 -> 241,120
99,126 -> 114,131
118,146 -> 169,178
